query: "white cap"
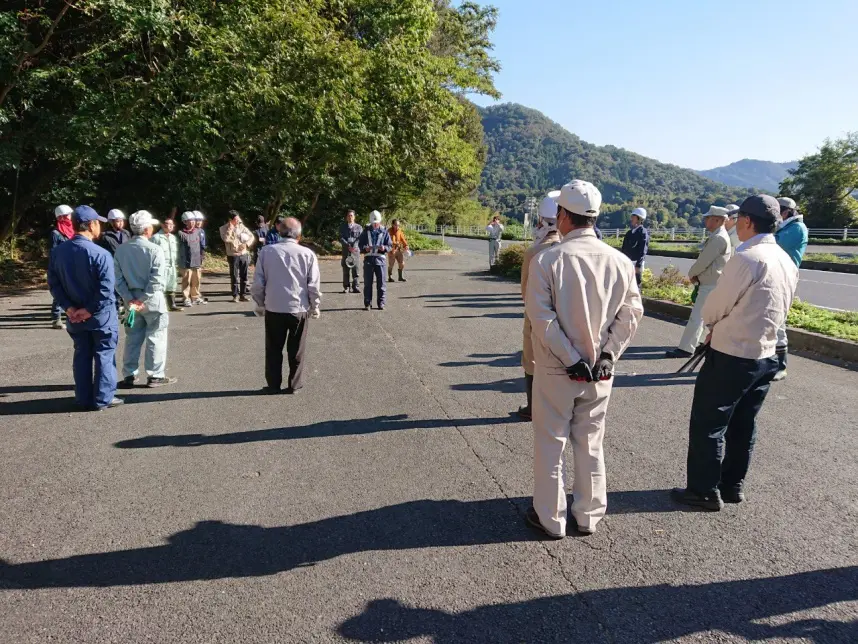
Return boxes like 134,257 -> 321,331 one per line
369,210 -> 382,224
181,211 -> 195,222
194,210 -> 205,220
54,205 -> 73,218
556,181 -> 601,217
129,210 -> 159,232
777,197 -> 797,210
538,191 -> 561,221
107,209 -> 126,221
703,206 -> 729,219
725,204 -> 740,218
631,207 -> 647,221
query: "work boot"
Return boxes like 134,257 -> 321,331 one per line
671,487 -> 723,511
387,271 -> 394,282
147,376 -> 178,388
525,507 -> 564,540
117,376 -> 136,389
398,269 -> 406,282
772,349 -> 787,382
517,374 -> 533,420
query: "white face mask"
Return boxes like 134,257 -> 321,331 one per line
533,220 -> 556,243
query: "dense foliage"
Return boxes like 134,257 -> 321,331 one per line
0,0 -> 499,242
780,134 -> 858,228
478,104 -> 755,228
697,159 -> 797,193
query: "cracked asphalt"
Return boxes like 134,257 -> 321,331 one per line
0,250 -> 856,643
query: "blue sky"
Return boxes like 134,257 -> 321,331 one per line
470,0 -> 858,170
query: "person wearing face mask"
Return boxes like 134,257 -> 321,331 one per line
672,195 -> 798,511
358,211 -> 392,311
725,205 -> 741,249
525,180 -> 643,538
665,206 -> 732,359
49,205 -> 75,329
517,190 -> 562,420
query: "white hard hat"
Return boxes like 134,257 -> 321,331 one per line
369,210 -> 382,224
107,209 -> 126,221
539,190 -> 561,221
631,207 -> 647,221
703,206 -> 729,219
129,210 -> 158,229
181,211 -> 196,222
777,197 -> 797,210
54,205 -> 73,218
194,210 -> 204,220
556,181 -> 602,217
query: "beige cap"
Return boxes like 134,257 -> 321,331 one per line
703,206 -> 729,219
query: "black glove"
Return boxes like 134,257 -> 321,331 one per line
566,360 -> 594,383
595,352 -> 614,381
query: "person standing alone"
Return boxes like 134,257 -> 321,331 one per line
486,216 -> 504,268
252,217 -> 321,395
525,180 -> 643,538
359,211 -> 392,311
220,210 -> 255,302
339,209 -> 363,294
49,204 -> 75,329
114,211 -> 177,389
47,206 -> 123,411
621,207 -> 649,287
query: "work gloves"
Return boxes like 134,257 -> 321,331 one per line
310,308 -> 321,319
566,352 -> 615,383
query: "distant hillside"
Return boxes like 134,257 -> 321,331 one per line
697,159 -> 797,192
478,103 -> 752,228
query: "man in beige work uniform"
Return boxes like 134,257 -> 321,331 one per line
525,180 -> 643,538
665,206 -> 732,359
518,190 -> 562,420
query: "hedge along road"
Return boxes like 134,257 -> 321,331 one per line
433,234 -> 858,311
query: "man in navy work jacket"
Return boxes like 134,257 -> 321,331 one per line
47,206 -> 123,411
358,210 -> 392,311
621,207 -> 649,286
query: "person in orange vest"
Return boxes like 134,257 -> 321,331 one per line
387,219 -> 409,283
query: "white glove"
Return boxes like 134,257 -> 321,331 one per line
253,306 -> 265,317
310,308 -> 321,319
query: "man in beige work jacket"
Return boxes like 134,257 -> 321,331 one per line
665,206 -> 731,359
518,191 -> 562,420
525,179 -> 644,539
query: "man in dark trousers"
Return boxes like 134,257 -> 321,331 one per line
251,218 -> 321,395
621,207 -> 649,286
252,216 -> 268,265
672,195 -> 798,511
178,211 -> 204,307
340,209 -> 363,294
219,210 -> 255,303
49,205 -> 75,329
47,206 -> 123,411
358,210 -> 392,310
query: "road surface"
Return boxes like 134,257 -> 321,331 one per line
1,253 -> 856,643
437,234 -> 858,311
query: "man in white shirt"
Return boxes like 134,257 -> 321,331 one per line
673,195 -> 798,511
251,218 -> 321,395
665,206 -> 732,358
525,180 -> 643,538
486,216 -> 504,268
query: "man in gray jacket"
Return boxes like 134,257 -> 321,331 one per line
114,211 -> 177,388
665,206 -> 732,359
252,217 -> 321,394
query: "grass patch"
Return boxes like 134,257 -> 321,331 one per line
804,253 -> 858,265
408,231 -> 450,251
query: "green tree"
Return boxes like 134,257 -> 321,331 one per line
780,133 -> 858,228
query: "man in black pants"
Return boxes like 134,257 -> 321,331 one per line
672,195 -> 799,511
339,209 -> 363,293
251,217 -> 321,394
219,210 -> 255,302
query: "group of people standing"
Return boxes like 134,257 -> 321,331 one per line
516,180 -> 800,538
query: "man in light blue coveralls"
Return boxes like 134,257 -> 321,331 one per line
47,206 -> 123,411
114,211 -> 178,389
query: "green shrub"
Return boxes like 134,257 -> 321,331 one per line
493,243 -> 527,278
804,253 -> 858,265
408,231 -> 449,251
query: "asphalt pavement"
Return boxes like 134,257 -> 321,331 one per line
436,234 -> 858,311
1,253 -> 856,643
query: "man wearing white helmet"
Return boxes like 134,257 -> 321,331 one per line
114,211 -> 177,389
358,211 -> 392,310
99,209 -> 130,256
621,207 -> 650,286
525,180 -> 643,539
49,205 -> 75,329
219,210 -> 255,303
665,206 -> 732,359
517,190 -> 562,420
178,211 -> 204,306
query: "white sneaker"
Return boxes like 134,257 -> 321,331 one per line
51,319 -> 65,330
772,370 -> 787,382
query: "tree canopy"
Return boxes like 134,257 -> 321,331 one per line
0,0 -> 500,241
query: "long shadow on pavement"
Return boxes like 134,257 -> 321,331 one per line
338,567 -> 858,644
439,353 -> 521,368
113,413 -> 520,449
449,313 -> 522,320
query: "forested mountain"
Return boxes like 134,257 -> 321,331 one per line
478,104 -> 754,228
698,159 -> 797,192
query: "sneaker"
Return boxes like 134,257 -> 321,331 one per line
182,300 -> 193,308
378,305 -> 385,311
259,386 -> 280,395
772,370 -> 787,382
239,296 -> 250,302
719,486 -> 745,504
51,319 -> 65,330
96,397 -> 125,411
664,348 -> 693,359
284,386 -> 302,395
342,287 -> 349,294
525,506 -> 565,540
147,376 -> 178,388
364,305 -> 370,311
231,296 -> 239,303
117,376 -> 136,389
517,405 -> 532,421
352,287 -> 361,294
194,298 -> 208,305
671,487 -> 723,511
